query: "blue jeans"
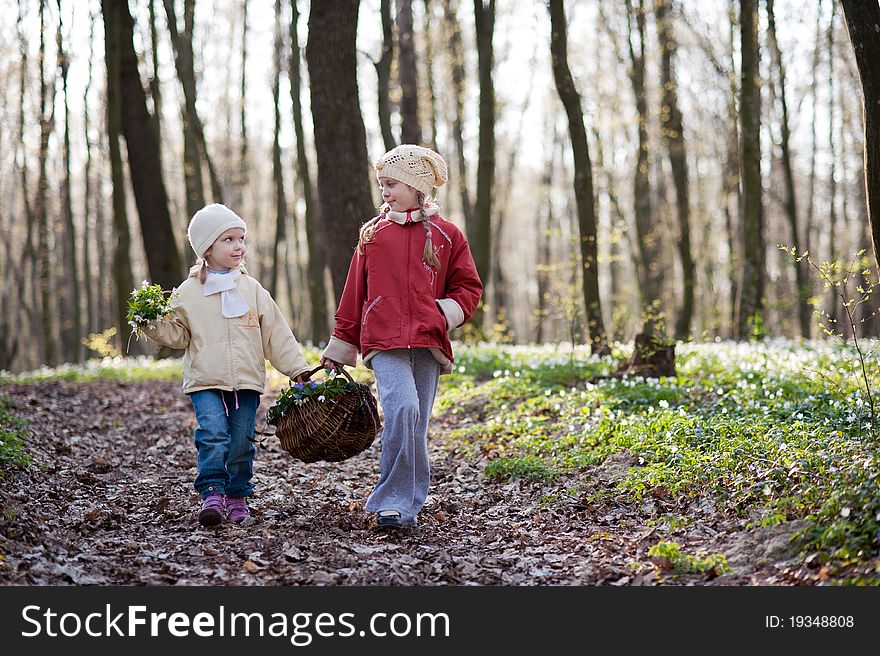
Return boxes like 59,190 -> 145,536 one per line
189,389 -> 260,500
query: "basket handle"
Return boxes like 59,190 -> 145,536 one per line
306,364 -> 355,383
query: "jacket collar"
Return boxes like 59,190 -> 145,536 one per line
188,264 -> 249,278
382,203 -> 440,224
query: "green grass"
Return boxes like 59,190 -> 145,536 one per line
4,338 -> 880,574
0,397 -> 31,472
437,338 -> 880,571
0,346 -> 336,387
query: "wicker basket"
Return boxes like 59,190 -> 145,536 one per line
269,366 -> 382,463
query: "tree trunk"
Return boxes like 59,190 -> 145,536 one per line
57,2 -> 81,362
548,0 -> 607,354
766,0 -> 810,338
375,0 -> 396,152
148,0 -> 163,162
472,0 -> 495,331
593,124 -> 630,341
290,0 -> 328,342
1,3 -> 31,369
103,0 -> 135,352
12,1 -> 34,368
35,0 -> 56,365
423,0 -> 439,152
655,0 -> 695,341
825,3 -> 839,332
398,0 -> 422,144
626,0 -> 661,335
105,0 -> 183,292
163,0 -> 224,204
612,333 -> 676,378
83,8 -> 97,339
269,0 -> 287,299
237,0 -> 249,215
725,4 -> 741,339
441,0 -> 472,229
840,0 -> 880,276
857,182 -> 880,335
535,122 -> 559,344
738,0 -> 765,340
805,0 -> 823,262
306,0 -> 376,302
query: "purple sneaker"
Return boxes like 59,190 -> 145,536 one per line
226,496 -> 249,524
198,494 -> 224,527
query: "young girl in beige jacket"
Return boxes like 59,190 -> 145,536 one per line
144,204 -> 310,527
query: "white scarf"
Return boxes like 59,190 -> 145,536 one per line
204,269 -> 249,318
383,203 -> 440,224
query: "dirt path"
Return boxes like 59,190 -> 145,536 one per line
0,380 -> 815,586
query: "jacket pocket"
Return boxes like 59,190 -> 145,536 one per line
412,298 -> 447,342
187,341 -> 228,385
362,295 -> 401,342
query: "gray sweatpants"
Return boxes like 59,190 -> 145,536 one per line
365,348 -> 441,525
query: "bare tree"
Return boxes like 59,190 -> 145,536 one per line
103,0 -> 183,292
825,3 -> 839,329
766,0 -> 810,337
398,0 -> 422,144
737,0 -> 765,339
148,0 -> 163,161
625,0 -> 662,335
1,1 -> 32,369
839,0 -> 880,274
655,0 -> 695,341
56,1 -> 81,362
375,0 -> 396,151
472,0 -> 496,330
103,0 -> 135,350
269,0 -> 287,299
306,0 -> 375,301
441,0 -> 472,228
422,0 -> 439,151
290,0 -> 328,342
82,8 -> 97,340
163,0 -> 224,206
548,0 -> 607,353
237,0 -> 249,215
35,0 -> 56,365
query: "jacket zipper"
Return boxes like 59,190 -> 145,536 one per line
406,223 -> 412,348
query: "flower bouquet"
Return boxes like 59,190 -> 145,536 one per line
267,366 -> 381,463
126,281 -> 177,331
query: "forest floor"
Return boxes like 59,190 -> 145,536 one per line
0,379 -> 829,586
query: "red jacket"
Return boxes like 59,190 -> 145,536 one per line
323,208 -> 482,373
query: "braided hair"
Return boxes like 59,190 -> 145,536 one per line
359,191 -> 440,270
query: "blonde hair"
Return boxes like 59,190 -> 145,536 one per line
195,254 -> 246,284
359,191 -> 440,269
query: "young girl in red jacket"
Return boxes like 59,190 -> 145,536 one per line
321,145 -> 483,530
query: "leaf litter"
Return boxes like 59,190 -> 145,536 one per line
0,380 -> 821,586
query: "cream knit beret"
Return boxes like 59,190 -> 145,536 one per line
374,144 -> 448,196
187,203 -> 247,258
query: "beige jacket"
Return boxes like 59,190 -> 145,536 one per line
143,267 -> 310,394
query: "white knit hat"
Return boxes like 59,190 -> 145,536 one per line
187,204 -> 247,258
374,144 -> 448,196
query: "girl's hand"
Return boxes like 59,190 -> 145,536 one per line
320,357 -> 342,372
291,372 -> 309,384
